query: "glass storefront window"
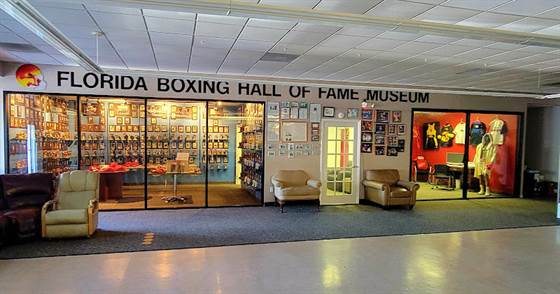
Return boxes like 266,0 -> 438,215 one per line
6,93 -> 78,174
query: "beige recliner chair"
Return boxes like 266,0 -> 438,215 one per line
362,169 -> 419,209
42,170 -> 100,238
271,170 -> 321,212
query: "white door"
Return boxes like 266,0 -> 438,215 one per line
321,119 -> 361,205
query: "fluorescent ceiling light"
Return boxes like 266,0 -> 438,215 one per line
543,93 -> 560,99
0,0 -> 102,72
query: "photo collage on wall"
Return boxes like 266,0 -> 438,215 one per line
361,109 -> 406,156
267,101 -> 321,158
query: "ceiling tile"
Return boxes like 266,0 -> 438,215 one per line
391,41 -> 442,54
292,23 -> 341,34
259,0 -> 321,9
142,9 -> 195,20
314,0 -> 382,13
414,35 -> 461,44
457,12 -> 523,28
491,0 -> 559,17
280,30 -> 332,46
246,18 -> 296,30
269,43 -> 315,55
150,32 -> 192,46
443,0 -> 511,11
337,26 -> 386,37
319,35 -> 370,49
197,14 -> 247,25
90,11 -> 146,31
414,6 -> 480,24
232,39 -> 276,52
196,22 -> 244,38
145,17 -> 194,34
356,38 -> 408,50
498,17 -> 560,33
377,30 -> 421,41
193,36 -> 235,50
238,26 -> 288,42
366,0 -> 434,19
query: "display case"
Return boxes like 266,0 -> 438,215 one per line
6,93 -> 78,174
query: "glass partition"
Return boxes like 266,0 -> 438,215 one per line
6,93 -> 78,174
207,101 -> 264,207
79,96 -> 145,210
146,100 -> 206,208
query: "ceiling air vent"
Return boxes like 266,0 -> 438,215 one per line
0,42 -> 41,53
260,52 -> 299,62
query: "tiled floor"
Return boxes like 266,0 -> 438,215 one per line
1,226 -> 559,293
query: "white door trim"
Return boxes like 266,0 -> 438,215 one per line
320,119 -> 361,205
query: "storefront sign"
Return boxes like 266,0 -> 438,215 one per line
55,70 -> 430,104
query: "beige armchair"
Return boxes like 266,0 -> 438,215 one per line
42,170 -> 100,238
271,170 -> 321,212
362,169 -> 419,209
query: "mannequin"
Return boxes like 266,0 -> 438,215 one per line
473,134 -> 497,196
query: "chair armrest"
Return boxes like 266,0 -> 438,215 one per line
271,178 -> 286,188
397,180 -> 420,191
88,199 -> 99,211
362,180 -> 389,191
307,179 -> 321,189
42,200 -> 57,216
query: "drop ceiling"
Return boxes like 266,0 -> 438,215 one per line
1,0 -> 560,95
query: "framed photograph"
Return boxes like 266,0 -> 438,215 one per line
374,135 -> 385,145
362,109 -> 373,120
376,110 -> 389,123
323,107 -> 335,118
186,126 -> 191,133
109,125 -> 115,132
347,108 -> 359,119
398,124 -> 406,135
290,106 -> 299,119
387,136 -> 399,147
361,121 -> 373,131
281,122 -> 308,142
310,103 -> 321,122
281,107 -> 290,120
388,124 -> 397,135
115,125 -> 121,132
387,146 -> 399,156
127,125 -> 133,132
392,111 -> 402,123
375,146 -> 385,155
361,132 -> 373,142
223,126 -> 228,133
219,126 -> 224,133
109,110 -> 115,117
140,125 -> 145,132
150,118 -> 157,125
268,121 -> 280,142
375,123 -> 386,135
361,143 -> 372,153
116,117 -> 122,125
147,125 -> 153,132
161,126 -> 167,132
155,126 -> 161,132
397,139 -> 405,152
133,125 -> 139,132
267,102 -> 280,120
192,126 -> 198,133
124,117 -> 131,125
178,126 -> 184,133
171,126 -> 177,132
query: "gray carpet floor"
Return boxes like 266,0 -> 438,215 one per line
1,198 -> 558,259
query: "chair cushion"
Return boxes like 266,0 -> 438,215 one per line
273,170 -> 310,187
365,170 -> 400,185
46,209 -> 87,225
275,185 -> 320,198
57,171 -> 99,210
390,187 -> 412,198
2,207 -> 40,237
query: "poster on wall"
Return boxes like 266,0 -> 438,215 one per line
311,122 -> 320,141
391,111 -> 402,123
281,122 -> 307,142
362,109 -> 373,120
323,107 -> 335,118
361,143 -> 372,153
398,124 -> 406,135
423,122 -> 440,150
376,110 -> 389,123
280,107 -> 290,120
290,102 -> 299,119
361,132 -> 373,143
299,102 -> 309,120
268,121 -> 280,141
375,146 -> 385,155
267,102 -> 279,120
387,147 -> 399,156
374,123 -> 386,135
347,108 -> 359,119
310,103 -> 321,122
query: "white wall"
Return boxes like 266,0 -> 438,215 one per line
525,106 -> 560,181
